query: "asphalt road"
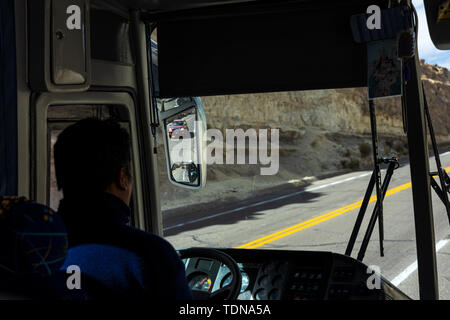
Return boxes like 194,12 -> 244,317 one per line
164,152 -> 450,300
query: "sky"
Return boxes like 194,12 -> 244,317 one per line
413,0 -> 450,69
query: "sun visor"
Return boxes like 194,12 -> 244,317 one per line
155,1 -> 384,98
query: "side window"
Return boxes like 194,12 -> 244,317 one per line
49,127 -> 64,210
46,105 -> 135,220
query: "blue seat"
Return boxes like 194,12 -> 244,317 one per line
0,196 -> 87,299
0,196 -> 192,299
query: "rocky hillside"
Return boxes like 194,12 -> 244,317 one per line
204,61 -> 449,143
158,61 -> 450,210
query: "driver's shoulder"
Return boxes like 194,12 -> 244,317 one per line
117,224 -> 182,265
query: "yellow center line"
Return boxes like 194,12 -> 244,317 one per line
236,167 -> 450,249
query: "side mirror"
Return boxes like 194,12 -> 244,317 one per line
159,97 -> 207,189
424,0 -> 450,50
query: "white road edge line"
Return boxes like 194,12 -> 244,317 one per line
389,151 -> 450,286
164,150 -> 450,231
391,238 -> 450,287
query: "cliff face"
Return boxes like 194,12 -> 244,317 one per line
421,63 -> 450,142
203,61 -> 450,142
158,62 -> 450,210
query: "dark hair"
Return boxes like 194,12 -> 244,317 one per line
54,118 -> 131,198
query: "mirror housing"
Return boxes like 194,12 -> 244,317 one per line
424,0 -> 450,50
28,0 -> 91,92
159,97 -> 207,189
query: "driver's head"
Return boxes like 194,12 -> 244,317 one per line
54,118 -> 133,205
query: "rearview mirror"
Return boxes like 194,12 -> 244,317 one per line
424,0 -> 450,50
159,97 -> 207,188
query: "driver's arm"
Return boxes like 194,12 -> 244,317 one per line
137,231 -> 193,300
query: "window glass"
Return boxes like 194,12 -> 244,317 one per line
157,81 -> 450,300
47,105 -> 134,219
151,2 -> 450,299
49,128 -> 64,210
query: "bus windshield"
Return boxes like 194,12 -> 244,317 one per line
150,0 -> 450,300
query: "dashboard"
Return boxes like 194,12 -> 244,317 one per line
182,249 -> 410,300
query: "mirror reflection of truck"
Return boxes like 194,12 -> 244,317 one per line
168,119 -> 189,139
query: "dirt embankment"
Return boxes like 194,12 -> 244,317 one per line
157,62 -> 450,211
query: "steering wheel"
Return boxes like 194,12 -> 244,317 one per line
178,248 -> 242,300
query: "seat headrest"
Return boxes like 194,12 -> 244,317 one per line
0,196 -> 68,277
